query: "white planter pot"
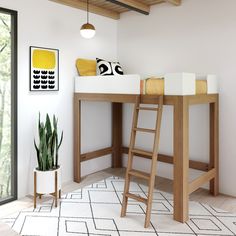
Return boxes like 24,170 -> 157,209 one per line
34,166 -> 61,194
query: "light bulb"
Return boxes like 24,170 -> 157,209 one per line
80,23 -> 96,39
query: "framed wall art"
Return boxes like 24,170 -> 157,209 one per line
30,46 -> 59,91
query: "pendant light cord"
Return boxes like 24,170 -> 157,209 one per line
87,0 -> 89,23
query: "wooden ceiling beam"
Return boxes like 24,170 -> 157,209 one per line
50,0 -> 120,20
106,0 -> 150,15
166,0 -> 181,6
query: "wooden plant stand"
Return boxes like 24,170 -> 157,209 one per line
34,170 -> 61,208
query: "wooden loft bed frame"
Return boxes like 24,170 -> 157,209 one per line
74,93 -> 219,223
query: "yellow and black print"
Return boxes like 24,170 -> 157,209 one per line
30,47 -> 59,91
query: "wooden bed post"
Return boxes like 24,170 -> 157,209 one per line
209,95 -> 219,196
74,94 -> 81,183
173,96 -> 189,222
112,103 -> 123,168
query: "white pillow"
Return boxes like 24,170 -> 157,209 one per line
96,58 -> 124,76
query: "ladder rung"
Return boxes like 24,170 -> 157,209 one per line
132,148 -> 153,157
128,169 -> 150,180
134,127 -> 156,133
126,193 -> 147,204
137,107 -> 159,111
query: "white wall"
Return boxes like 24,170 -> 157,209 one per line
0,0 -> 117,198
118,0 -> 236,196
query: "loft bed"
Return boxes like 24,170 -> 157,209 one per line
73,73 -> 219,223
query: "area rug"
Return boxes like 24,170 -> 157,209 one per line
1,176 -> 236,236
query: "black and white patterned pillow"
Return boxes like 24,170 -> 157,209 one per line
96,58 -> 124,76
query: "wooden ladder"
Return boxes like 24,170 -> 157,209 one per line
120,95 -> 163,228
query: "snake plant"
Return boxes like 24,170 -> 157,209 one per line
34,113 -> 63,171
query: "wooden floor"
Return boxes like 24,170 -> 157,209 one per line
1,168 -> 236,236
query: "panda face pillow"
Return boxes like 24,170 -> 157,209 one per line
96,58 -> 124,76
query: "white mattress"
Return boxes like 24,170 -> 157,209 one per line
74,74 -> 140,94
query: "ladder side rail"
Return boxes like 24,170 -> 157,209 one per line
145,96 -> 164,227
121,95 -> 140,217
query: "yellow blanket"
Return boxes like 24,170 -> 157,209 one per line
142,78 -> 208,95
143,77 -> 164,95
196,80 -> 207,95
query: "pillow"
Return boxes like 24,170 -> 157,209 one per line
96,58 -> 124,76
76,58 -> 96,76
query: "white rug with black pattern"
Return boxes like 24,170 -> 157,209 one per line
1,176 -> 236,236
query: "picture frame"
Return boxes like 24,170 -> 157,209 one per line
30,46 -> 59,91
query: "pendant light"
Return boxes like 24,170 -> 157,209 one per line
80,0 -> 96,39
